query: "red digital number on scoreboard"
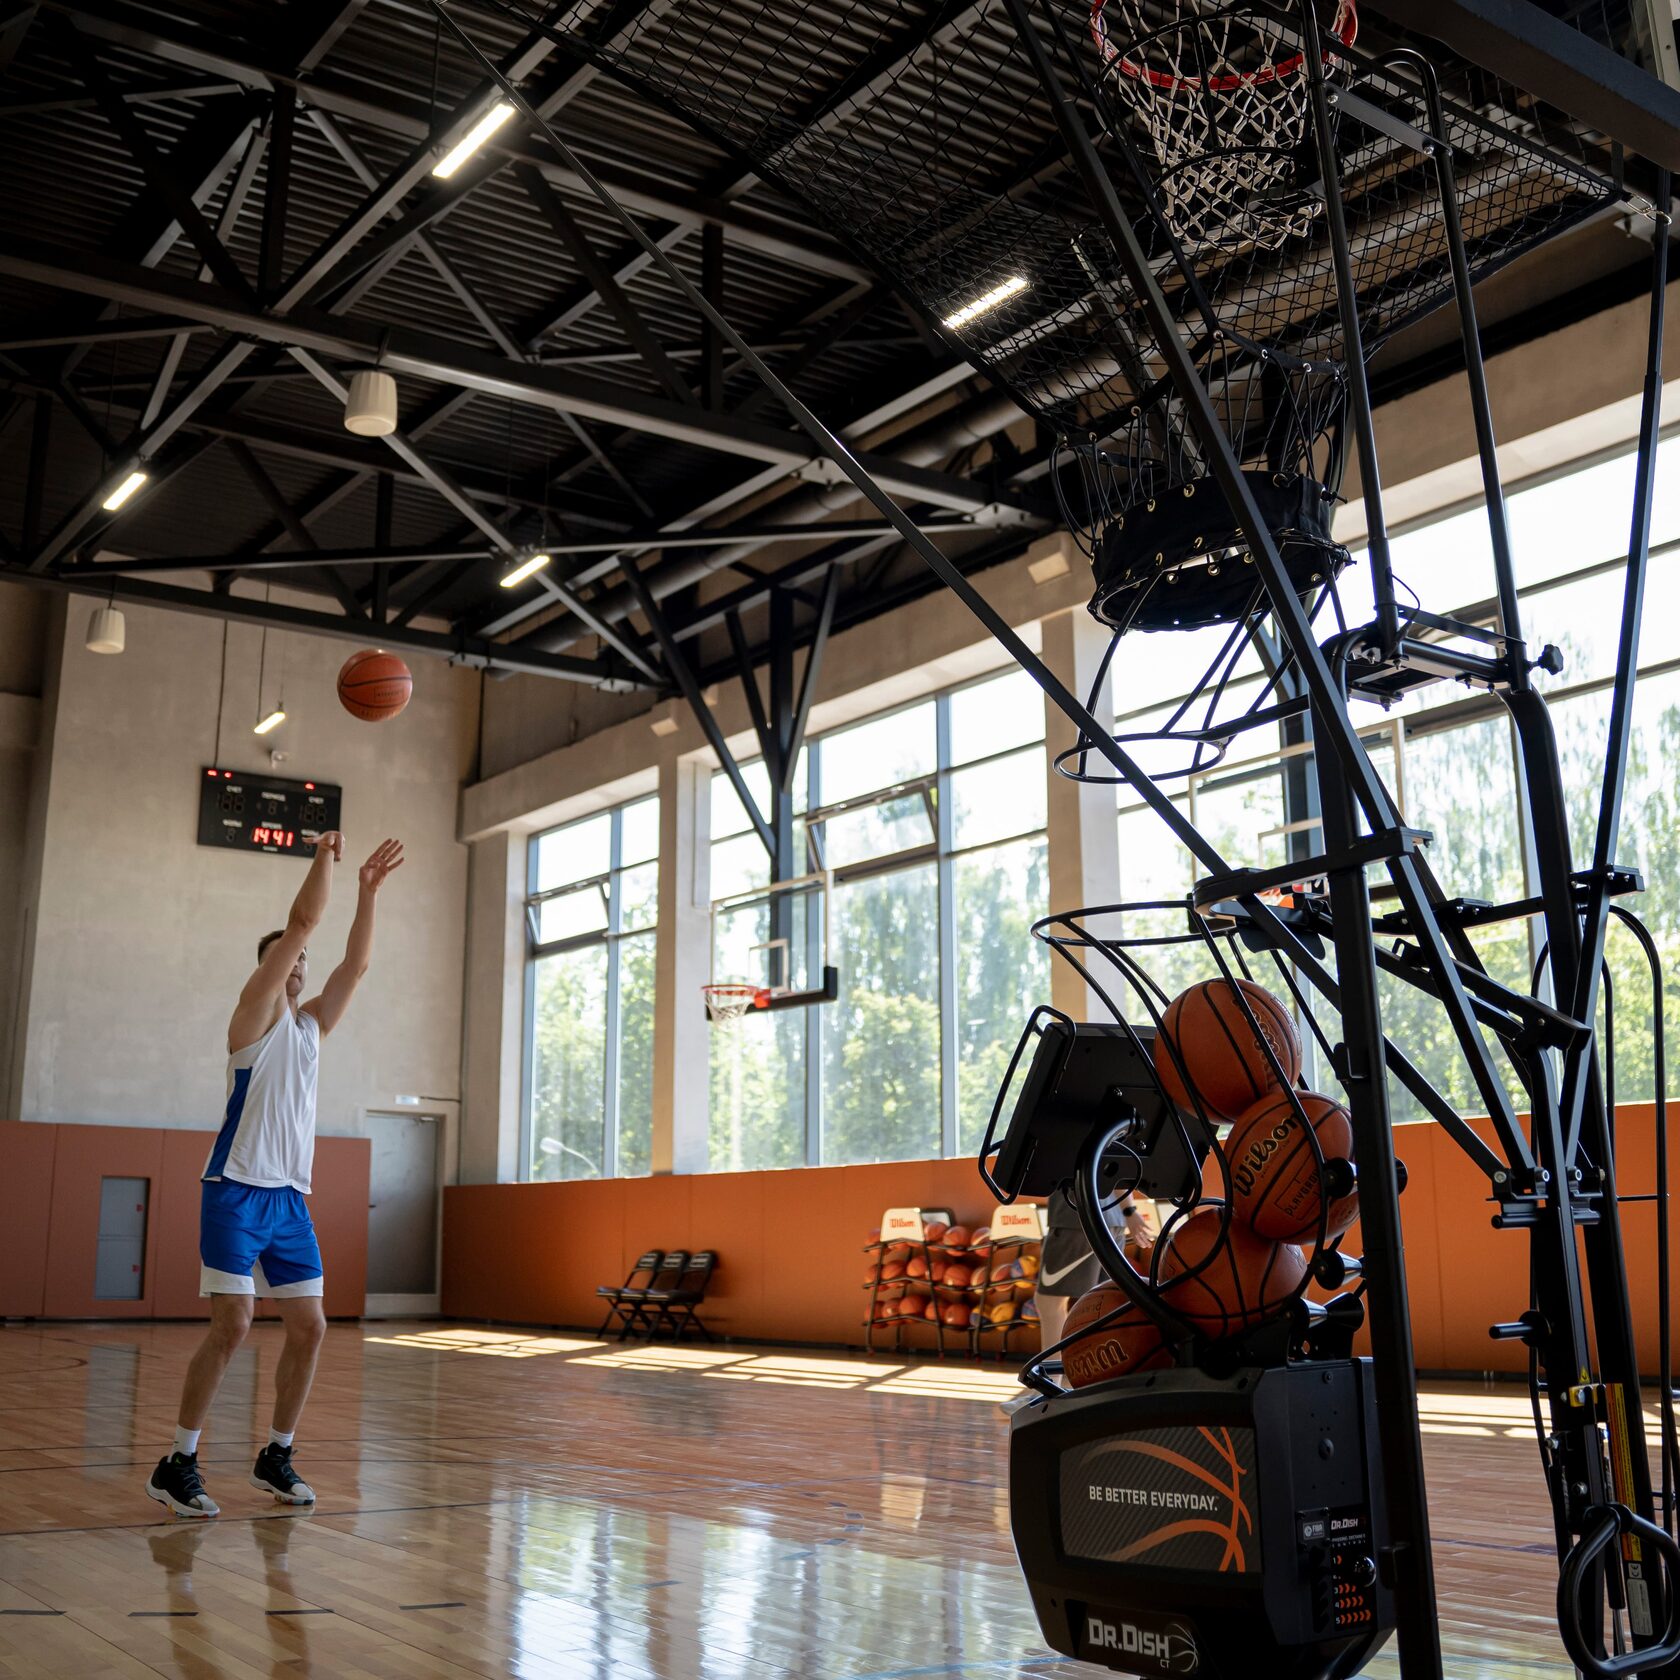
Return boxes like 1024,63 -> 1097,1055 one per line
249,826 -> 296,850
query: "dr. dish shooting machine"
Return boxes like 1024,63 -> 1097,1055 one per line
979,1006 -> 1392,1679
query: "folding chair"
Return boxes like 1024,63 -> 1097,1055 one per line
595,1249 -> 662,1338
643,1252 -> 718,1342
614,1251 -> 689,1341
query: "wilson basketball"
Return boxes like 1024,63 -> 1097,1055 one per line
1062,1284 -> 1172,1387
884,1242 -> 911,1265
1158,1206 -> 1306,1337
987,1301 -> 1017,1326
942,1225 -> 972,1250
942,1262 -> 972,1290
923,1220 -> 949,1244
336,648 -> 412,722
942,1301 -> 972,1329
1226,1090 -> 1359,1243
1154,978 -> 1302,1121
907,1255 -> 929,1281
924,1298 -> 941,1322
881,1260 -> 906,1283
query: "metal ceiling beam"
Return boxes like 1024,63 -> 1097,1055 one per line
394,556 -> 481,627
29,340 -> 259,569
142,113 -> 269,429
224,435 -> 368,618
258,82 -> 295,300
58,19 -> 260,303
53,97 -> 260,380
35,0 -> 868,278
0,240 -> 1013,511
1367,0 -> 1680,169
0,562 -> 643,683
0,4 -> 38,71
516,162 -> 695,405
0,315 -> 210,352
70,542 -> 494,575
289,347 -> 521,553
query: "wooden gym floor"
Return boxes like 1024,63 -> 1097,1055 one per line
0,1319 -> 1628,1678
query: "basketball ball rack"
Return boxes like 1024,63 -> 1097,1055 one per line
428,0 -> 1680,1672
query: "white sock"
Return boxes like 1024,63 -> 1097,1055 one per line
268,1427 -> 295,1450
173,1426 -> 201,1458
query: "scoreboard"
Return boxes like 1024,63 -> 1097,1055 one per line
198,767 -> 342,857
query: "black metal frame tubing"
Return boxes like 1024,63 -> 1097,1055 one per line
424,0 -> 1679,1671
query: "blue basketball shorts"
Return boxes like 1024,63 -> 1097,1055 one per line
199,1180 -> 324,1298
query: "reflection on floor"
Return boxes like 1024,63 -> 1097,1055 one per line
0,1319 -> 1621,1677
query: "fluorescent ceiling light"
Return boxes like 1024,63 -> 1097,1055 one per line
500,551 -> 552,589
253,709 -> 287,735
941,275 -> 1027,330
432,101 -> 517,178
101,470 -> 149,511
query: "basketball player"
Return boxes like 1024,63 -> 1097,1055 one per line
145,831 -> 404,1518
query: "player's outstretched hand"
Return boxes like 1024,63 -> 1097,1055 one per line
359,838 -> 405,893
315,830 -> 345,861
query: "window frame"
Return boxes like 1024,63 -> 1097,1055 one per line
1114,431 -> 1680,1113
521,797 -> 658,1182
707,665 -> 1049,1169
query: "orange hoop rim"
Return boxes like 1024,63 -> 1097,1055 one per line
703,981 -> 771,1021
1091,0 -> 1358,94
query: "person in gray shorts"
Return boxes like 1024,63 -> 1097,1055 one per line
1034,1184 -> 1160,1353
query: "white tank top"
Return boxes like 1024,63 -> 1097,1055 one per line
203,1006 -> 320,1194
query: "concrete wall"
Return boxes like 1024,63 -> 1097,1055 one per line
9,593 -> 479,1145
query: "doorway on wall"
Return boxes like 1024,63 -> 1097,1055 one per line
354,1110 -> 443,1317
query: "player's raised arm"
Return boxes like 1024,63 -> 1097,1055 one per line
229,831 -> 343,1051
302,838 -> 403,1038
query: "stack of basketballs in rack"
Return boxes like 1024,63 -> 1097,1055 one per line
862,1221 -> 1041,1354
1058,976 -> 1363,1389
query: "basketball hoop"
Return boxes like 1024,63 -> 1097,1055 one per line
1090,0 -> 1358,253
702,981 -> 770,1026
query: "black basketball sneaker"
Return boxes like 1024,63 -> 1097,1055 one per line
250,1442 -> 316,1504
145,1451 -> 220,1518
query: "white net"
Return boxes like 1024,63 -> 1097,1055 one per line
1091,0 -> 1358,254
703,982 -> 769,1026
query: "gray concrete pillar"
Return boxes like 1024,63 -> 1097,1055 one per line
652,750 -> 712,1174
459,828 -> 526,1183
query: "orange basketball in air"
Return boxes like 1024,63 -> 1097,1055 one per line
337,648 -> 412,722
1226,1090 -> 1359,1243
1062,1284 -> 1173,1388
1158,1207 -> 1305,1338
1154,978 -> 1301,1121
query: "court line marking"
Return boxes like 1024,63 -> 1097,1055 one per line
400,1601 -> 467,1610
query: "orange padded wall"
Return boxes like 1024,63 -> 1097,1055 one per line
442,1103 -> 1680,1372
0,1122 -> 369,1319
